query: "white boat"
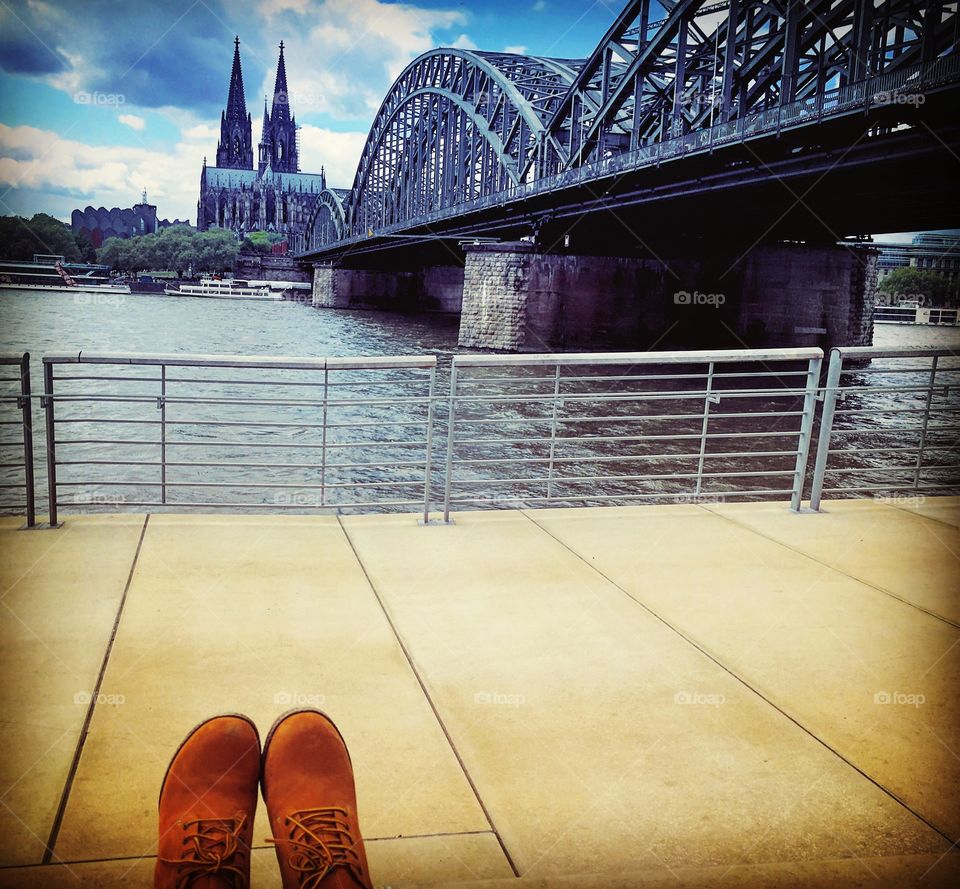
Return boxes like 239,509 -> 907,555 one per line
163,278 -> 282,300
0,257 -> 131,293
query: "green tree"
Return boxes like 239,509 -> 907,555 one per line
240,230 -> 284,254
0,213 -> 81,261
96,227 -> 239,275
878,267 -> 959,307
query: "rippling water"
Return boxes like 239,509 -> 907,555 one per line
0,287 -> 957,514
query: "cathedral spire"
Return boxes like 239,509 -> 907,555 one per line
216,37 -> 254,170
270,40 -> 290,125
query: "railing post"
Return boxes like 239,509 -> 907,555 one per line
913,355 -> 938,491
320,366 -> 329,508
809,349 -> 842,511
43,359 -> 59,527
791,353 -> 822,511
695,362 -> 715,496
442,361 -> 458,524
19,353 -> 36,528
546,365 -> 561,501
422,364 -> 436,524
160,364 -> 167,505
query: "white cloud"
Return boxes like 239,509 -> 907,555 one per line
0,122 -> 211,222
532,0 -> 547,11
504,45 -> 528,55
298,125 -> 367,189
451,34 -> 479,50
118,114 -> 145,131
252,0 -> 468,119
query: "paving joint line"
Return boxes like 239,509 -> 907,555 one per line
700,505 -> 960,630
42,514 -> 151,864
519,508 -> 958,848
335,515 -> 521,878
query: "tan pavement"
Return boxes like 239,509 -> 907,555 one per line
0,499 -> 957,887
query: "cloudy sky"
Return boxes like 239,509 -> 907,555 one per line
0,0 -> 618,225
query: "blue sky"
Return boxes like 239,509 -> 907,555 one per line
0,0 -> 619,224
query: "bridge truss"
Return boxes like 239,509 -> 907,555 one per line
307,0 -> 959,250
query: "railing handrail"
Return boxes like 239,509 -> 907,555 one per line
42,351 -> 437,371
454,347 -> 823,369
827,346 -> 959,360
0,351 -> 31,364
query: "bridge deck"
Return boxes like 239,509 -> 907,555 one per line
1,499 -> 958,887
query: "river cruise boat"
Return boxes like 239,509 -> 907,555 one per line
163,277 -> 282,300
0,255 -> 131,293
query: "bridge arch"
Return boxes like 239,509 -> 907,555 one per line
345,49 -> 584,237
305,188 -> 349,250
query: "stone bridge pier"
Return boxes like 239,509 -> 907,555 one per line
311,241 -> 877,353
457,242 -> 877,352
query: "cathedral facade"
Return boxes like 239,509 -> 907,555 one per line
197,39 -> 326,241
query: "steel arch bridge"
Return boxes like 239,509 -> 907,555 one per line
304,0 -> 959,253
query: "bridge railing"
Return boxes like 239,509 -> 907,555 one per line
809,347 -> 960,511
873,306 -> 960,326
0,352 -> 36,526
441,348 -> 823,522
40,351 -> 437,525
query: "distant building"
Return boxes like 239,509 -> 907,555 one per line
197,38 -> 327,242
69,190 -> 191,247
875,232 -> 960,281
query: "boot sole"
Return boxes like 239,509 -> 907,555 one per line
260,708 -> 352,804
158,712 -> 261,808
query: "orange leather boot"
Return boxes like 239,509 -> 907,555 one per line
155,714 -> 261,889
261,709 -> 373,889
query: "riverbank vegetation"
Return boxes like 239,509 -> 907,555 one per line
96,226 -> 238,275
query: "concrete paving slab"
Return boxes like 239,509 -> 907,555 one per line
0,515 -> 144,866
885,494 -> 960,528
0,832 -> 513,888
341,510 -> 950,879
529,504 -> 960,842
51,515 -> 490,863
706,499 -> 960,624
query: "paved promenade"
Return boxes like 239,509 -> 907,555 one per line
1,498 -> 958,887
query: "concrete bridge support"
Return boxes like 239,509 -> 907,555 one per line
457,242 -> 877,353
312,263 -> 462,312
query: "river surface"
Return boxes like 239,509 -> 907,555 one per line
1,287 -> 957,514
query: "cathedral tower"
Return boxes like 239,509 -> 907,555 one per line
258,42 -> 299,174
216,37 -> 254,170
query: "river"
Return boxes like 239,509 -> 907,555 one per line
1,287 -> 957,514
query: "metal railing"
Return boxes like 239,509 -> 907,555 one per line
442,348 -> 823,522
809,347 -> 960,510
0,352 -> 36,526
41,351 -> 437,525
873,305 -> 960,326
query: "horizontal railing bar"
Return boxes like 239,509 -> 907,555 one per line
44,394 -> 433,408
838,366 -> 960,375
447,489 -> 796,504
832,406 -> 960,416
55,499 -> 428,509
43,351 -> 437,370
56,458 -> 428,471
828,425 -> 958,435
453,348 -> 823,368
451,388 -> 810,405
449,450 -> 800,466
56,479 -> 427,490
455,369 -> 811,386
834,347 -> 959,360
821,464 -> 960,474
450,469 -> 795,485
828,445 -> 960,455
818,484 -> 960,493
54,438 -> 427,449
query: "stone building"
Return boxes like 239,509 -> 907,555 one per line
197,38 -> 326,240
70,191 -> 189,247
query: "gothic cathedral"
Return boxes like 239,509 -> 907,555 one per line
197,39 -> 326,243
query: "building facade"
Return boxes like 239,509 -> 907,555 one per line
197,39 -> 326,241
875,232 -> 960,281
70,191 -> 189,247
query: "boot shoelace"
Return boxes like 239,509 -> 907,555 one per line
267,806 -> 365,888
159,813 -> 248,889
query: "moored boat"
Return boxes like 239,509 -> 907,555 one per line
163,277 -> 281,300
